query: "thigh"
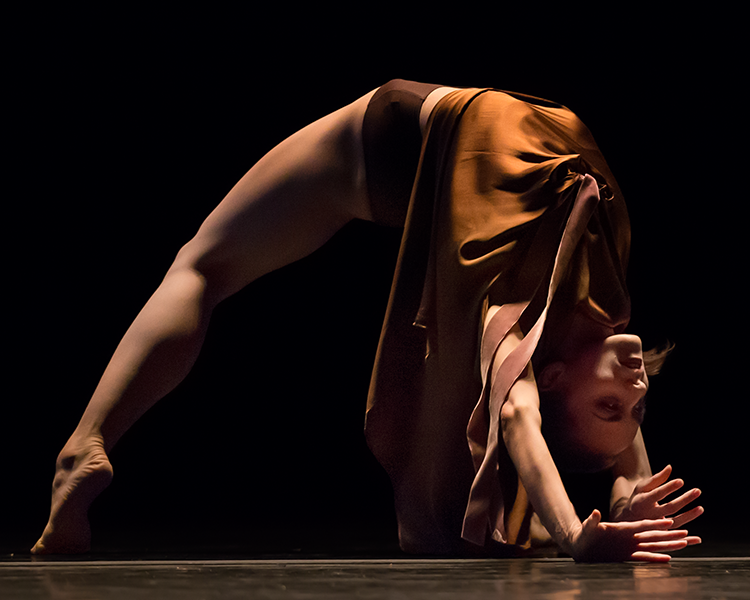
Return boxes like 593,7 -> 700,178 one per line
172,89 -> 378,302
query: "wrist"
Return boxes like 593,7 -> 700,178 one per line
559,520 -> 584,558
609,497 -> 629,521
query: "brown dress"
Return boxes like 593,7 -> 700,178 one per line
364,88 -> 631,554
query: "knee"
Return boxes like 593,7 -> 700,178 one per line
168,240 -> 230,307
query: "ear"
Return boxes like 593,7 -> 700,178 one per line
538,361 -> 566,391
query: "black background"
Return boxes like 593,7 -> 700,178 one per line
5,7 -> 746,555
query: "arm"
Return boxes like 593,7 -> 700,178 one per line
498,325 -> 690,562
610,428 -> 652,519
499,366 -> 580,553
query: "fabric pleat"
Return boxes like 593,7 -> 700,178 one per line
364,86 -> 630,554
463,175 -> 601,545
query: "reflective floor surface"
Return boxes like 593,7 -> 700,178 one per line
2,557 -> 749,600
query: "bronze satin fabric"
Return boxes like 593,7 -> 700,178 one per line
364,88 -> 631,554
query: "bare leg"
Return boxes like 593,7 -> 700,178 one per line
32,88 -> 377,554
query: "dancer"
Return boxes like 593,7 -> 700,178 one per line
32,80 -> 702,561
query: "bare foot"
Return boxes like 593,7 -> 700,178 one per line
31,439 -> 113,554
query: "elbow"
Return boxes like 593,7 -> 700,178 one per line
500,395 -> 542,439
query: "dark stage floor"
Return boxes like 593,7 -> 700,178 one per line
3,552 -> 749,599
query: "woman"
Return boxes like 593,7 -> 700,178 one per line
32,80 -> 702,561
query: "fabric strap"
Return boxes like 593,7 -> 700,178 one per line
462,173 -> 602,546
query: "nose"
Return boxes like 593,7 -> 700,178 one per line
608,334 -> 644,368
607,335 -> 648,396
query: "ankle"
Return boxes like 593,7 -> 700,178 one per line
56,433 -> 108,469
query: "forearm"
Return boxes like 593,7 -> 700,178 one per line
75,266 -> 215,451
501,384 -> 581,555
610,429 -> 652,519
489,319 -> 580,553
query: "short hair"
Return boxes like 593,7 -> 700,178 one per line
643,341 -> 675,376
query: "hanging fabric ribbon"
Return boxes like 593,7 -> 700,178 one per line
462,173 -> 602,546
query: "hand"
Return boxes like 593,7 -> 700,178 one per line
570,510 -> 691,563
613,465 -> 704,532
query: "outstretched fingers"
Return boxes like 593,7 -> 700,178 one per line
643,477 -> 685,506
629,526 -> 692,561
637,540 -> 689,553
635,528 -> 689,541
633,466 -> 704,526
633,526 -> 702,555
614,518 -> 674,534
575,511 -> 701,563
630,551 -> 674,563
662,489 -> 703,521
636,465 -> 673,494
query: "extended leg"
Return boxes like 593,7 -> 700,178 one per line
32,88 -> 377,554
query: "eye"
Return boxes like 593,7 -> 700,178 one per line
594,397 -> 623,421
597,398 -> 620,413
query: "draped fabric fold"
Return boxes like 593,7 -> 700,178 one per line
462,175 -> 601,546
364,87 -> 631,555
